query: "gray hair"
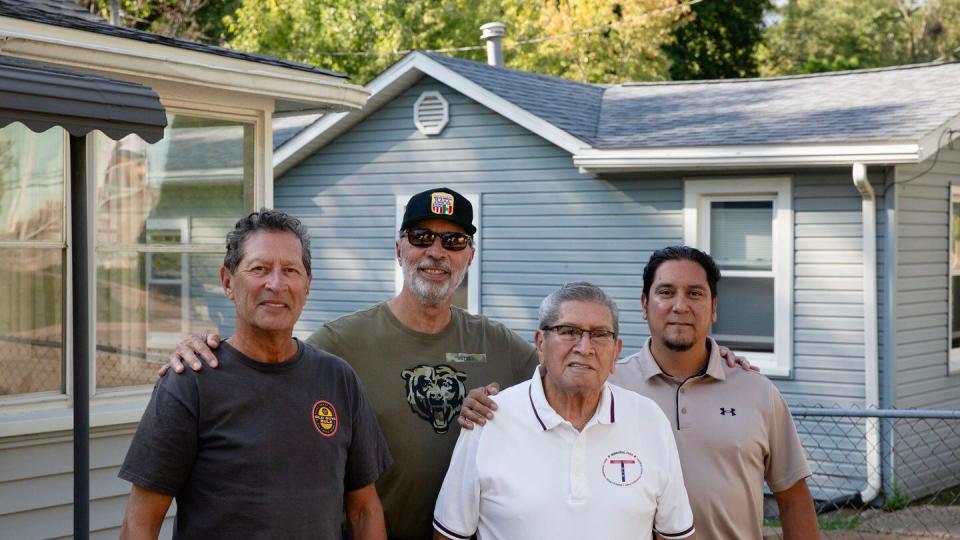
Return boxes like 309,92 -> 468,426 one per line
538,282 -> 619,335
223,209 -> 312,275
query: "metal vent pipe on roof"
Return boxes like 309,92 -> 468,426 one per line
480,22 -> 506,67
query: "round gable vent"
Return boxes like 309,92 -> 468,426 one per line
413,91 -> 449,136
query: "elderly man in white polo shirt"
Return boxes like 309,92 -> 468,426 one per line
433,283 -> 695,540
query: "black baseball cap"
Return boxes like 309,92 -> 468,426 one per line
400,187 -> 476,235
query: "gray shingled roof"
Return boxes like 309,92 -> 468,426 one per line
22,0 -> 104,23
420,54 -> 960,149
597,62 -> 960,148
424,52 -> 605,143
0,0 -> 347,79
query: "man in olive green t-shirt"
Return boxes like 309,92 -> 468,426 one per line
163,188 -> 537,540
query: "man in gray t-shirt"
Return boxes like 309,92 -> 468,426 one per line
119,210 -> 391,539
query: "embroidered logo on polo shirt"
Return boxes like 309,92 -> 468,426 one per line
431,192 -> 454,215
312,400 -> 339,437
720,407 -> 737,416
401,364 -> 467,434
602,451 -> 642,486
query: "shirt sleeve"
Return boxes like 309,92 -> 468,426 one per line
344,372 -> 393,491
118,376 -> 198,496
306,324 -> 341,356
653,408 -> 696,539
764,388 -> 812,492
433,425 -> 482,540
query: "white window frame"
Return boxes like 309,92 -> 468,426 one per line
0,105 -> 266,437
145,218 -> 191,350
0,127 -> 71,409
949,185 -> 960,374
395,193 -> 480,314
684,177 -> 793,377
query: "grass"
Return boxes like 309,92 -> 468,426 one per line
882,482 -> 912,512
764,513 -> 863,531
918,484 -> 960,506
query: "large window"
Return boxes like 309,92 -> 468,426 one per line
684,178 -> 793,377
0,124 -> 66,399
395,193 -> 480,313
949,185 -> 960,374
93,113 -> 255,389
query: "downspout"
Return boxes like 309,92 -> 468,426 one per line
852,162 -> 882,504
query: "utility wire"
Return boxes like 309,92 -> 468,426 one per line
882,128 -> 959,197
251,0 -> 703,59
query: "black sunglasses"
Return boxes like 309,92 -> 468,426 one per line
402,228 -> 473,251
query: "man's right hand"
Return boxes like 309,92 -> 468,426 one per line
457,383 -> 500,430
158,334 -> 222,377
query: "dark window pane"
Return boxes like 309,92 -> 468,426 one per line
712,276 -> 774,353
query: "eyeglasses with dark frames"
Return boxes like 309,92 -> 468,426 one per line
542,324 -> 617,345
402,228 -> 473,251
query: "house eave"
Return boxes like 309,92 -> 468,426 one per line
573,143 -> 926,172
0,16 -> 369,113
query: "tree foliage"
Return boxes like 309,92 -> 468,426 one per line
761,0 -> 960,75
224,0 -> 687,84
506,0 -> 688,83
663,0 -> 771,80
79,0 -> 239,43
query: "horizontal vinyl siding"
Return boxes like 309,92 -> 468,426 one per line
484,176 -> 682,351
788,171 -> 875,408
892,149 -> 960,498
0,425 -> 174,539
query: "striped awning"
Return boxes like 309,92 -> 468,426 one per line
0,54 -> 166,142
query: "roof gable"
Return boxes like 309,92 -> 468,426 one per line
275,51 -> 592,174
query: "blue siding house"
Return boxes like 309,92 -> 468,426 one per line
273,52 -> 960,503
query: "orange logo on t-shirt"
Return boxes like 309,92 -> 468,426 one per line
312,400 -> 338,437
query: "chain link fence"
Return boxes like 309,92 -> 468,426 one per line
764,407 -> 960,539
0,335 -> 165,396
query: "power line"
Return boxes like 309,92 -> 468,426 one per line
251,0 -> 704,59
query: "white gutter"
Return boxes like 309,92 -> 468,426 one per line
852,162 -> 882,504
574,143 -> 926,172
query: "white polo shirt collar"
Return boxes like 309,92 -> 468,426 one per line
528,365 -> 616,431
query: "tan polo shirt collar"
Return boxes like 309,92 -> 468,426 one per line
635,337 -> 727,382
528,365 -> 616,431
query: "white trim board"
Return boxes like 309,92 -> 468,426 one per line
0,16 -> 368,113
684,177 -> 794,378
575,143 -> 930,172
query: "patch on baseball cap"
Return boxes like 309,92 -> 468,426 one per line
431,192 -> 455,215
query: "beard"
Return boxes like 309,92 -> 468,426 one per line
659,333 -> 696,352
402,256 -> 468,306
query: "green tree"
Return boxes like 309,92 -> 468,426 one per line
663,0 -> 771,80
225,0 -> 687,84
507,0 -> 689,83
80,0 -> 240,43
761,0 -> 960,75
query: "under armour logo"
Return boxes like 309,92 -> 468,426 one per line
720,407 -> 736,416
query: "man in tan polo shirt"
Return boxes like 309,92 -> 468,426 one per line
609,245 -> 818,539
462,246 -> 819,539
